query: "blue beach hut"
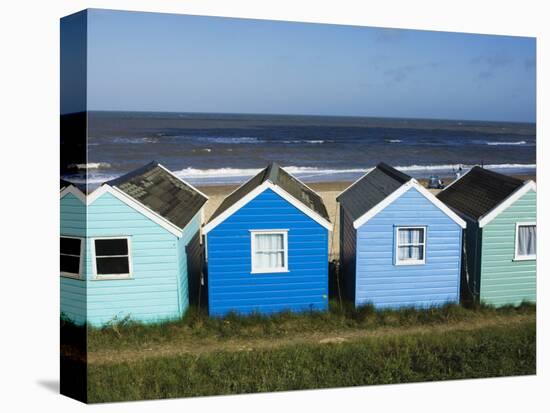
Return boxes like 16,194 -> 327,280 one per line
337,163 -> 466,309
203,163 -> 333,316
60,162 -> 208,326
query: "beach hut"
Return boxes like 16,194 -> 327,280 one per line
203,163 -> 333,316
60,162 -> 208,325
337,163 -> 466,309
437,166 -> 536,306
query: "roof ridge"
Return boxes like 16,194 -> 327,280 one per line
106,161 -> 159,187
471,165 -> 524,185
377,162 -> 412,183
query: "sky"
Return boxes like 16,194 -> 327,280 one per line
64,9 -> 536,122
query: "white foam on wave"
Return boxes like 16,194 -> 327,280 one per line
387,139 -> 402,143
200,136 -> 262,144
173,163 -> 536,181
68,162 -> 111,170
64,163 -> 536,187
486,141 -> 527,146
282,139 -> 330,144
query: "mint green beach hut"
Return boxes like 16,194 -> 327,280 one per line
60,162 -> 208,326
437,167 -> 536,307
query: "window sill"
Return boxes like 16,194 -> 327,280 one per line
513,256 -> 536,262
251,269 -> 290,274
93,275 -> 133,281
61,273 -> 82,280
395,261 -> 426,266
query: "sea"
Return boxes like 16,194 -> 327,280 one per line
64,111 -> 536,187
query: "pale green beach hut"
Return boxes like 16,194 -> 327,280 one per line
437,167 -> 536,307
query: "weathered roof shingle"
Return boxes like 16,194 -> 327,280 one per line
436,166 -> 524,221
336,162 -> 411,221
209,163 -> 330,223
107,162 -> 208,230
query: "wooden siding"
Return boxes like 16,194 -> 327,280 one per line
480,189 -> 536,306
60,192 -> 201,326
339,205 -> 356,302
206,188 -> 329,316
461,218 -> 482,303
355,187 -> 462,309
60,192 -> 87,324
176,213 -> 201,312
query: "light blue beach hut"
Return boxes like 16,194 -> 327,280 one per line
337,163 -> 466,309
203,163 -> 333,316
60,162 -> 208,326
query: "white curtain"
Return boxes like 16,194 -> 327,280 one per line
518,225 -> 536,256
398,228 -> 424,260
254,233 -> 285,269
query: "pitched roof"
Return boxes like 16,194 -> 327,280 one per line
106,162 -> 208,230
337,162 -> 412,221
208,162 -> 330,223
436,166 -> 525,221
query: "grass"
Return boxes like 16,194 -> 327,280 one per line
86,320 -> 536,403
78,300 -> 536,351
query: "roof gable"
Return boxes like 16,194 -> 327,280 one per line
337,163 -> 412,222
204,163 -> 332,234
106,162 -> 208,230
437,166 -> 525,221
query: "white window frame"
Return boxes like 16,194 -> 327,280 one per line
60,236 -> 84,279
514,221 -> 536,261
394,226 -> 427,266
250,230 -> 289,274
91,236 -> 133,280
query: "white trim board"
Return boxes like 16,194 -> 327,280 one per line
479,180 -> 537,228
60,185 -> 87,204
91,236 -> 134,280
352,179 -> 467,229
61,184 -> 186,238
394,226 -> 427,266
250,229 -> 289,274
157,163 -> 209,201
203,181 -> 333,234
60,235 -> 85,279
437,166 -> 475,194
514,221 -> 537,261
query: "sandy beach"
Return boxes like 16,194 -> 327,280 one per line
197,174 -> 535,260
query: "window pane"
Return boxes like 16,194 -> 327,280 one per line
61,255 -> 80,274
398,246 -> 424,261
254,233 -> 284,251
96,257 -> 130,275
61,237 -> 81,255
255,251 -> 284,270
398,228 -> 424,245
518,225 -> 536,256
95,239 -> 128,256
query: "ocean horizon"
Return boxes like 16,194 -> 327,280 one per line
62,111 -> 536,186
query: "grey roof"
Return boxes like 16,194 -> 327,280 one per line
436,166 -> 524,221
336,162 -> 412,222
107,162 -> 207,230
208,162 -> 330,223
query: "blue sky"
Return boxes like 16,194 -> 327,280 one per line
76,9 -> 535,122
